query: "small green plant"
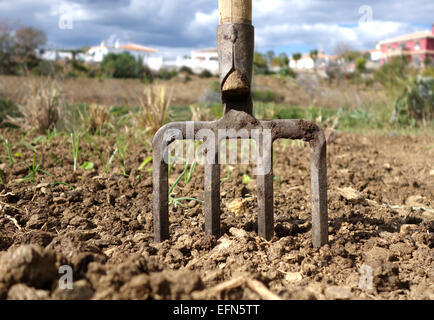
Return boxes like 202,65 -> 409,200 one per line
2,137 -> 14,166
138,156 -> 153,173
242,173 -> 251,184
185,161 -> 197,184
50,181 -> 75,190
16,153 -> 50,184
116,136 -> 129,176
0,168 -> 5,184
273,175 -> 281,188
70,132 -> 81,171
99,148 -> 118,174
221,164 -> 232,182
168,162 -> 202,208
80,161 -> 94,170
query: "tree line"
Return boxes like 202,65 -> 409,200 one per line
0,24 -> 46,74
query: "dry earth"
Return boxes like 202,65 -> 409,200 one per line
0,129 -> 433,300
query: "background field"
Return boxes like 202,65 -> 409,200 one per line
0,67 -> 433,300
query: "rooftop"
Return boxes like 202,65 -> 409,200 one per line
378,30 -> 434,45
90,41 -> 157,53
120,43 -> 158,53
192,48 -> 218,54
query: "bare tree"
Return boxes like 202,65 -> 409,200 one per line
310,49 -> 318,61
333,41 -> 353,57
292,52 -> 302,61
13,26 -> 46,61
0,23 -> 13,72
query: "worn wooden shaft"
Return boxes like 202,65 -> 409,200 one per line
218,0 -> 254,111
219,0 -> 252,24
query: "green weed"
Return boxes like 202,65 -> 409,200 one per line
168,162 -> 202,208
50,181 -> 75,190
139,156 -> 153,173
185,161 -> 197,184
116,136 -> 129,176
70,132 -> 81,171
0,169 -> 5,184
15,153 -> 50,184
99,148 -> 118,174
221,164 -> 232,182
2,137 -> 14,166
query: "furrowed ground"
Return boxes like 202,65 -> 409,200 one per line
0,73 -> 433,300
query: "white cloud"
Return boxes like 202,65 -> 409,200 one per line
0,0 -> 432,54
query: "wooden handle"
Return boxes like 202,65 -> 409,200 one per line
219,0 -> 252,24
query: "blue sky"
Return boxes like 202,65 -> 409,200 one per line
0,0 -> 433,58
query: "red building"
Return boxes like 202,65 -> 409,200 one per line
378,24 -> 434,66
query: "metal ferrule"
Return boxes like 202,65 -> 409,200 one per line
217,23 -> 254,96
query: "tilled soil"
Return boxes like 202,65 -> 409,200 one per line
0,129 -> 433,300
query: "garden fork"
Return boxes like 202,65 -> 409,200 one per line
152,0 -> 328,247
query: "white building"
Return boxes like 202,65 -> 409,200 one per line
290,54 -> 314,70
147,56 -> 164,71
84,41 -> 158,64
36,49 -> 85,62
176,48 -> 219,75
289,52 -> 337,70
369,46 -> 383,62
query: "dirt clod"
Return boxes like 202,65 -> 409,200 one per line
0,245 -> 57,289
0,131 -> 433,300
7,284 -> 50,300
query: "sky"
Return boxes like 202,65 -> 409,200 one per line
0,0 -> 433,58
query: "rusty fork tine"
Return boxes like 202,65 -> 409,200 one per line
310,130 -> 328,248
152,122 -> 188,242
266,119 -> 328,247
257,135 -> 274,240
204,134 -> 220,236
152,134 -> 169,242
204,160 -> 221,236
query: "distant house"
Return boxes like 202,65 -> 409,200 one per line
378,24 -> 434,66
289,52 -> 337,70
84,41 -> 158,64
369,47 -> 383,62
360,46 -> 383,70
176,48 -> 219,75
289,54 -> 314,70
36,49 -> 85,62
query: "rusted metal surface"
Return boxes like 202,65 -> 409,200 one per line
152,18 -> 328,247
